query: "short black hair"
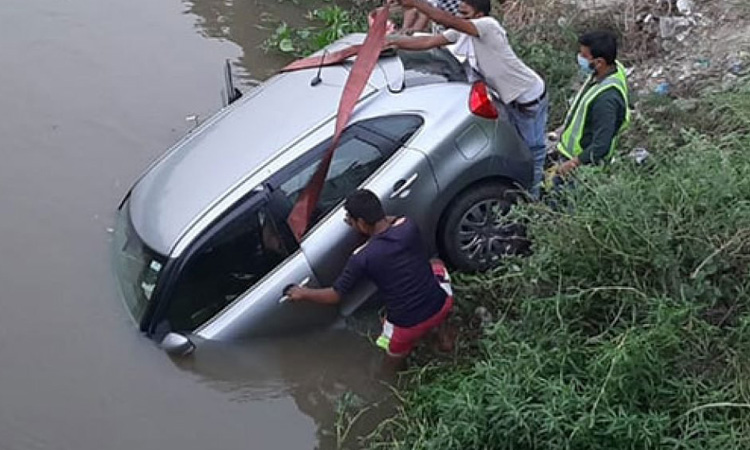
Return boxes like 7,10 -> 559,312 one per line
344,190 -> 385,225
579,30 -> 618,65
463,0 -> 491,16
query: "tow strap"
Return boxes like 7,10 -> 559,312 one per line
280,44 -> 365,73
286,6 -> 390,240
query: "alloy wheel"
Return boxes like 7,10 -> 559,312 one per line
456,199 -> 522,265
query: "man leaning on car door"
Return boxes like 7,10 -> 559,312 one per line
285,190 -> 455,371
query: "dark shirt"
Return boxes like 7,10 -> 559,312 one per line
333,217 -> 447,327
577,71 -> 627,165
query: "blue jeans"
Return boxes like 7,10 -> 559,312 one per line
504,96 -> 549,200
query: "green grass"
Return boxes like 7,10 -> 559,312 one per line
367,82 -> 750,449
262,4 -> 369,57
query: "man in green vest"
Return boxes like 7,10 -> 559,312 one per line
554,30 -> 631,177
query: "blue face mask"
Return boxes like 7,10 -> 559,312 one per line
577,54 -> 594,74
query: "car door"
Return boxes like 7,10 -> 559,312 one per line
295,116 -> 438,316
194,248 -> 325,341
197,115 -> 431,340
206,187 -> 336,340
150,187 -> 323,341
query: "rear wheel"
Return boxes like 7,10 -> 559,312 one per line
440,183 -> 527,272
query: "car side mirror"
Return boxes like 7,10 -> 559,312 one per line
160,332 -> 195,356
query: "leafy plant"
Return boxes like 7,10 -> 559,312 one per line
512,36 -> 579,126
263,5 -> 368,57
369,81 -> 750,449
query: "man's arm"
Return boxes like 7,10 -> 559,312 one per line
287,286 -> 340,304
389,34 -> 450,51
411,11 -> 431,31
287,249 -> 367,305
397,0 -> 479,36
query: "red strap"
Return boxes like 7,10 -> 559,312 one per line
286,7 -> 390,240
280,45 -> 363,72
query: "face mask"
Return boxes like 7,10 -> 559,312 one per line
577,54 -> 595,74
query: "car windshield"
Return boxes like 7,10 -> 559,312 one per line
113,199 -> 167,324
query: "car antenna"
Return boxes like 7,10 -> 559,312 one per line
310,50 -> 328,86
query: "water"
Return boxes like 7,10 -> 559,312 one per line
0,0 -> 388,448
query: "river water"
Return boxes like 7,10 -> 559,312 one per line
0,0 -> 388,448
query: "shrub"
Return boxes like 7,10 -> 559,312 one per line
263,5 -> 368,57
369,83 -> 750,449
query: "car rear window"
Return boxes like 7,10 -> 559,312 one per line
397,48 -> 468,87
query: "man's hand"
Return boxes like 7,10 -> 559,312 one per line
285,285 -> 307,302
386,34 -> 450,51
556,158 -> 580,177
283,285 -> 341,305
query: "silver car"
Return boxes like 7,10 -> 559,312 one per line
113,34 -> 532,347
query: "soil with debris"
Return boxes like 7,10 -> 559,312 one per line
580,0 -> 750,98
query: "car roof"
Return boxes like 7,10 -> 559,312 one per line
128,34 -> 460,256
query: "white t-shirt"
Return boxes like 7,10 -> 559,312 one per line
443,17 -> 544,104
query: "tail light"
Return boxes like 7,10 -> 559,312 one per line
469,81 -> 498,119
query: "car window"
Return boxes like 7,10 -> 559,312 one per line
280,136 -> 383,223
275,115 -> 424,234
164,201 -> 289,332
358,115 -> 423,146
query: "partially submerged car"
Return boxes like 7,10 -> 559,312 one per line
113,34 -> 532,349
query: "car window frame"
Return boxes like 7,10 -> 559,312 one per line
146,187 -> 294,336
266,115 -> 424,189
265,115 -> 424,238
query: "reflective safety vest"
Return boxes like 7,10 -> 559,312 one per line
557,62 -> 631,161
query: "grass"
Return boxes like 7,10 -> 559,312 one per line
511,36 -> 578,126
262,4 -> 369,57
365,81 -> 750,449
257,3 -> 750,447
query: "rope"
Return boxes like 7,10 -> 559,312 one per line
286,6 -> 391,240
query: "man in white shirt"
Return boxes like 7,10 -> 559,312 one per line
388,0 -> 548,199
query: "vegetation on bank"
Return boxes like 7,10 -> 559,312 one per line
262,4 -> 369,57
367,79 -> 750,448
262,2 -> 750,448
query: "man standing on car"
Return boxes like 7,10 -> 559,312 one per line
553,30 -> 631,177
401,0 -> 461,35
285,189 -> 454,364
387,0 -> 548,199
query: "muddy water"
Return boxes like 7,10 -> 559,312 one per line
0,0 -> 388,449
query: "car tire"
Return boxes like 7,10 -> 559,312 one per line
440,183 -> 528,272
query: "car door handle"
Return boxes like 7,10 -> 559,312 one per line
279,276 -> 311,304
390,173 -> 418,199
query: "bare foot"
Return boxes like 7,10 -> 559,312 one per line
437,322 -> 458,353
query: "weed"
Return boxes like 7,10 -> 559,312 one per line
368,81 -> 750,449
334,392 -> 372,449
263,5 -> 368,57
511,36 -> 578,126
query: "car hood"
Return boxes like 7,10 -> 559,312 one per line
129,34 -> 404,256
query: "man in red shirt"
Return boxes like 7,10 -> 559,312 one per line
286,189 -> 454,361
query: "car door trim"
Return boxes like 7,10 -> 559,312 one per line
390,173 -> 419,198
